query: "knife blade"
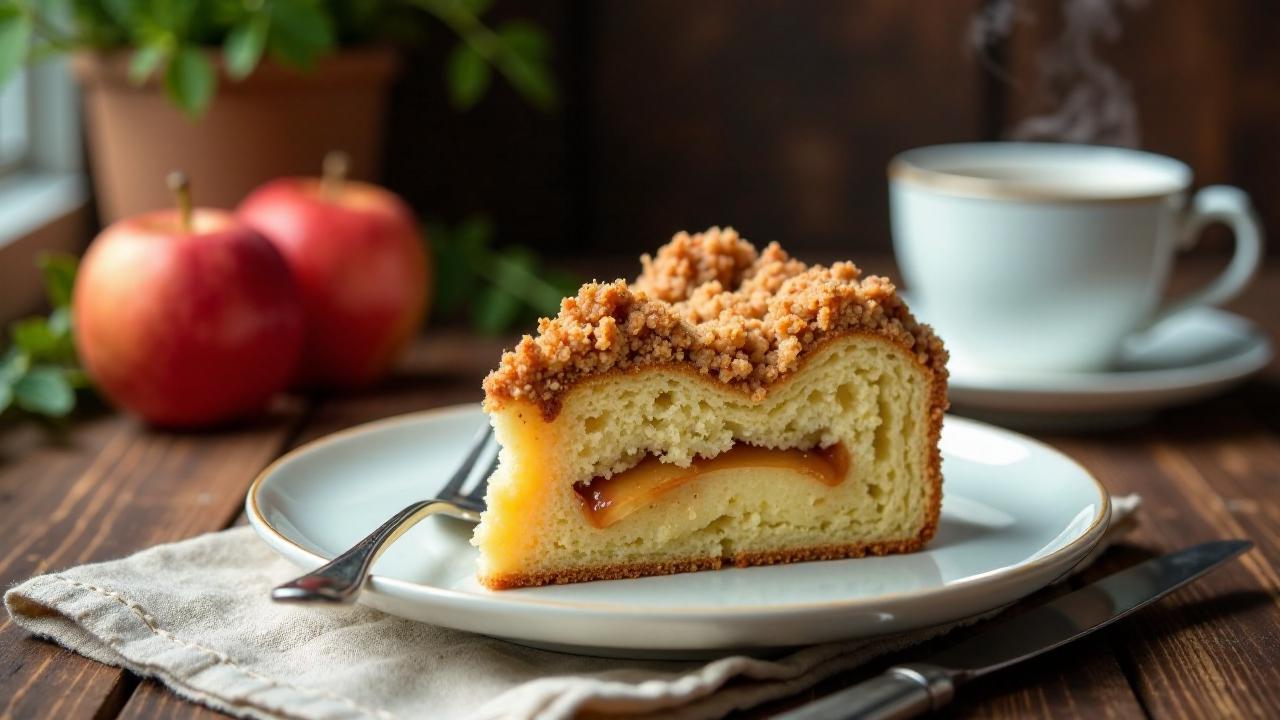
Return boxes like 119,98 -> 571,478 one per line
778,539 -> 1252,720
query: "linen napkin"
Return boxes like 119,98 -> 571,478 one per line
6,495 -> 1140,720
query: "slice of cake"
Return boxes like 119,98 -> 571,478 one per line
474,227 -> 947,589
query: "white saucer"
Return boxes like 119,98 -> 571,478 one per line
945,308 -> 1272,427
247,404 -> 1109,658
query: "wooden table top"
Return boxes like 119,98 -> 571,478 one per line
1,257 -> 1278,720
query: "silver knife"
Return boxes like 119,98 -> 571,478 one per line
779,539 -> 1252,720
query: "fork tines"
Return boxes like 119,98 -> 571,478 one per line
441,424 -> 497,503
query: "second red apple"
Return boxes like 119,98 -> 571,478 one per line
239,154 -> 430,389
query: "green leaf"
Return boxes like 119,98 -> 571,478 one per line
495,21 -> 555,110
0,346 -> 28,384
499,53 -> 555,111
268,0 -> 336,69
429,222 -> 465,317
64,367 -> 92,390
224,13 -> 270,81
13,366 -> 74,417
39,253 -> 78,309
0,7 -> 32,89
46,306 -> 71,337
471,284 -> 522,335
497,21 -> 550,60
454,214 -> 494,253
148,0 -> 199,34
428,214 -> 576,333
446,43 -> 490,111
10,311 -> 75,364
459,0 -> 495,16
101,0 -> 139,28
129,43 -> 168,84
1,345 -> 27,414
540,267 -> 582,310
164,45 -> 215,117
11,317 -> 60,357
470,243 -> 541,335
432,216 -> 493,318
494,248 -> 565,311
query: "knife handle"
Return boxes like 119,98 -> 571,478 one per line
777,663 -> 956,720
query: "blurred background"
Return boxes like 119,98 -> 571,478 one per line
4,1 -> 1279,297
4,5 -> 1280,715
398,0 -> 1280,256
1,0 -> 1278,425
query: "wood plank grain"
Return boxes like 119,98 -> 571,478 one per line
116,680 -> 226,720
1046,409 -> 1280,719
589,0 -> 987,254
20,260 -> 1280,720
114,301 -> 1280,720
772,256 -> 1280,719
0,412 -> 142,720
936,391 -> 1280,720
0,629 -> 136,720
0,399 -> 306,720
116,331 -> 506,720
942,635 -> 1146,719
750,536 -> 1151,719
748,616 -> 1147,720
1139,412 -> 1280,718
286,330 -> 509,447
953,254 -> 1280,719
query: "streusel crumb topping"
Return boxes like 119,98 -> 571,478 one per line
483,227 -> 947,417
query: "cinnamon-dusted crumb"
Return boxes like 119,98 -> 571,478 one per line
483,227 -> 947,417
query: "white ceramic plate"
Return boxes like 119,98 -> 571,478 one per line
945,308 -> 1272,426
247,405 -> 1110,658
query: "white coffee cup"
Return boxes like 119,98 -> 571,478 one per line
889,142 -> 1264,373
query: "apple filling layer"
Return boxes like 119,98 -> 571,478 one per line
571,442 -> 851,529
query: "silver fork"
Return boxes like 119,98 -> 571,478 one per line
271,424 -> 496,603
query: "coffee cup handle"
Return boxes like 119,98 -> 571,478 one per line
1144,185 -> 1265,329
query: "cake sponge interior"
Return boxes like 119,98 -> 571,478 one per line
473,333 -> 941,588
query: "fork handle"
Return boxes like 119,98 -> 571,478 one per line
272,499 -> 464,603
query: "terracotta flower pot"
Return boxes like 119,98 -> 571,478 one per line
73,48 -> 398,224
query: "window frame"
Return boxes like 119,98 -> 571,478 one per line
0,67 -> 31,173
0,56 -> 89,323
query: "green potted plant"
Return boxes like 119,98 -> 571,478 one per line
0,0 -> 555,222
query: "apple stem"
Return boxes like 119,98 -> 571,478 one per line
321,150 -> 350,199
167,171 -> 193,232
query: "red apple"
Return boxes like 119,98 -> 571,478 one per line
74,175 -> 303,428
238,153 -> 430,389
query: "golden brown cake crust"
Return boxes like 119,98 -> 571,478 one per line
478,338 -> 947,590
483,227 -> 947,421
479,530 -> 937,590
478,229 -> 947,591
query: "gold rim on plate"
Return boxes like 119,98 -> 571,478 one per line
246,404 -> 1112,615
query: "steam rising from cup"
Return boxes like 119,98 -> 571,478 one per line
970,0 -> 1146,147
